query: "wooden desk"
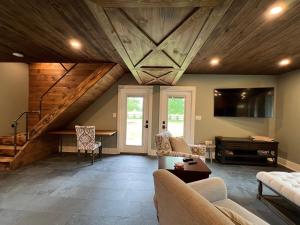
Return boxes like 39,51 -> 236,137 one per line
48,130 -> 117,153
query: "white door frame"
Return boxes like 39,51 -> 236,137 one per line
159,86 -> 196,143
117,85 -> 153,154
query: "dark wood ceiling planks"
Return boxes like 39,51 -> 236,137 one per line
0,0 -> 299,76
0,0 -> 123,63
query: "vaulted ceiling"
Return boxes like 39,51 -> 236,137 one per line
0,0 -> 300,82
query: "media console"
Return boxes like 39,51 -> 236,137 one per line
215,136 -> 278,166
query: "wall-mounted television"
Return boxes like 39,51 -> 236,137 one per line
214,88 -> 274,118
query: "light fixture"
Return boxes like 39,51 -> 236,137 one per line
278,58 -> 291,67
69,39 -> 82,49
269,6 -> 283,15
266,3 -> 286,19
210,57 -> 220,66
12,52 -> 24,58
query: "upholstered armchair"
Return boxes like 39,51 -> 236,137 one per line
75,125 -> 102,164
155,131 -> 206,160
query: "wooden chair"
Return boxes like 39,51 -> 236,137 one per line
75,125 -> 101,164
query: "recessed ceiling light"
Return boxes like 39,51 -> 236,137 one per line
278,58 -> 291,67
12,52 -> 24,58
210,58 -> 220,66
69,39 -> 81,49
269,6 -> 283,15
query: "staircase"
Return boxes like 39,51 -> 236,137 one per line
0,63 -> 124,170
0,133 -> 26,170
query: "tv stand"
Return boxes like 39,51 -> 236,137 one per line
215,136 -> 278,166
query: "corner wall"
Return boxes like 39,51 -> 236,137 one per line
276,70 -> 300,165
0,63 -> 29,135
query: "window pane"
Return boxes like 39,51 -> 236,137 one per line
126,97 -> 143,146
167,97 -> 185,137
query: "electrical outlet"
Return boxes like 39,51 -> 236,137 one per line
195,115 -> 202,121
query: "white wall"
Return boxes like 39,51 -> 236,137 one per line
178,74 -> 277,143
276,70 -> 300,164
65,73 -> 277,151
0,63 -> 29,135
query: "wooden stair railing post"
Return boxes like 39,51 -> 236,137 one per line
11,111 -> 40,155
39,63 -> 78,119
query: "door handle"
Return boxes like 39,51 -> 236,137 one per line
162,121 -> 166,130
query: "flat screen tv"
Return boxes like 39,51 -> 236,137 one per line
214,88 -> 274,118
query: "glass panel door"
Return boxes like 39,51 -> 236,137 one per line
159,87 -> 195,143
167,97 -> 185,137
126,96 -> 143,146
118,86 -> 152,154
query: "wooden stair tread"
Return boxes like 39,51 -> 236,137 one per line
0,145 -> 22,150
0,157 -> 14,163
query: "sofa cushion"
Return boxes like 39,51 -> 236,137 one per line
213,199 -> 269,225
256,171 -> 300,207
155,131 -> 172,153
169,137 -> 191,154
215,206 -> 253,225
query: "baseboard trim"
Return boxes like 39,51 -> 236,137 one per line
62,146 -> 119,155
277,157 -> 300,171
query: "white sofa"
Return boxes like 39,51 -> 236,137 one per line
153,169 -> 269,225
257,171 -> 300,207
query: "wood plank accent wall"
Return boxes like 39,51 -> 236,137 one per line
29,63 -> 124,140
29,63 -> 104,129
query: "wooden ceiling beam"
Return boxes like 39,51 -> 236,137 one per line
172,0 -> 233,84
135,7 -> 211,68
89,0 -> 221,8
86,0 -> 232,85
85,0 -> 143,84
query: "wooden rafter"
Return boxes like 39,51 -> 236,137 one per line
85,1 -> 143,83
86,0 -> 233,85
172,0 -> 233,84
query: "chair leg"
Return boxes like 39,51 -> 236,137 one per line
91,150 -> 95,164
98,146 -> 102,159
77,149 -> 80,164
85,150 -> 87,158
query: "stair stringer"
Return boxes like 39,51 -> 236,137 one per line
9,63 -> 124,169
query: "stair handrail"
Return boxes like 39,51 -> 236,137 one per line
11,111 -> 40,155
39,63 -> 77,119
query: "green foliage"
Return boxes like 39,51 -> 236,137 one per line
127,97 -> 143,112
168,98 -> 184,115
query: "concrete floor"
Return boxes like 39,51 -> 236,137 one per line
0,154 -> 292,225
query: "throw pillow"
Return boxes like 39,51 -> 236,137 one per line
155,132 -> 172,153
169,137 -> 191,154
215,206 -> 254,225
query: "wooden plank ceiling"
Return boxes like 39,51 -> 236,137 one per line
0,0 -> 299,81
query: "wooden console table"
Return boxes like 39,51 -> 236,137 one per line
48,130 -> 117,153
215,136 -> 278,166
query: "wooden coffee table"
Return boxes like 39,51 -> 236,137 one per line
158,156 -> 211,183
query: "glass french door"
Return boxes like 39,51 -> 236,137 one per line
118,86 -> 153,153
159,86 -> 195,143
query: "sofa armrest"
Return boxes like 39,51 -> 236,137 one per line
189,144 -> 206,156
188,177 -> 227,202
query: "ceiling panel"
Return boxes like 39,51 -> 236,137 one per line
0,0 -> 299,76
